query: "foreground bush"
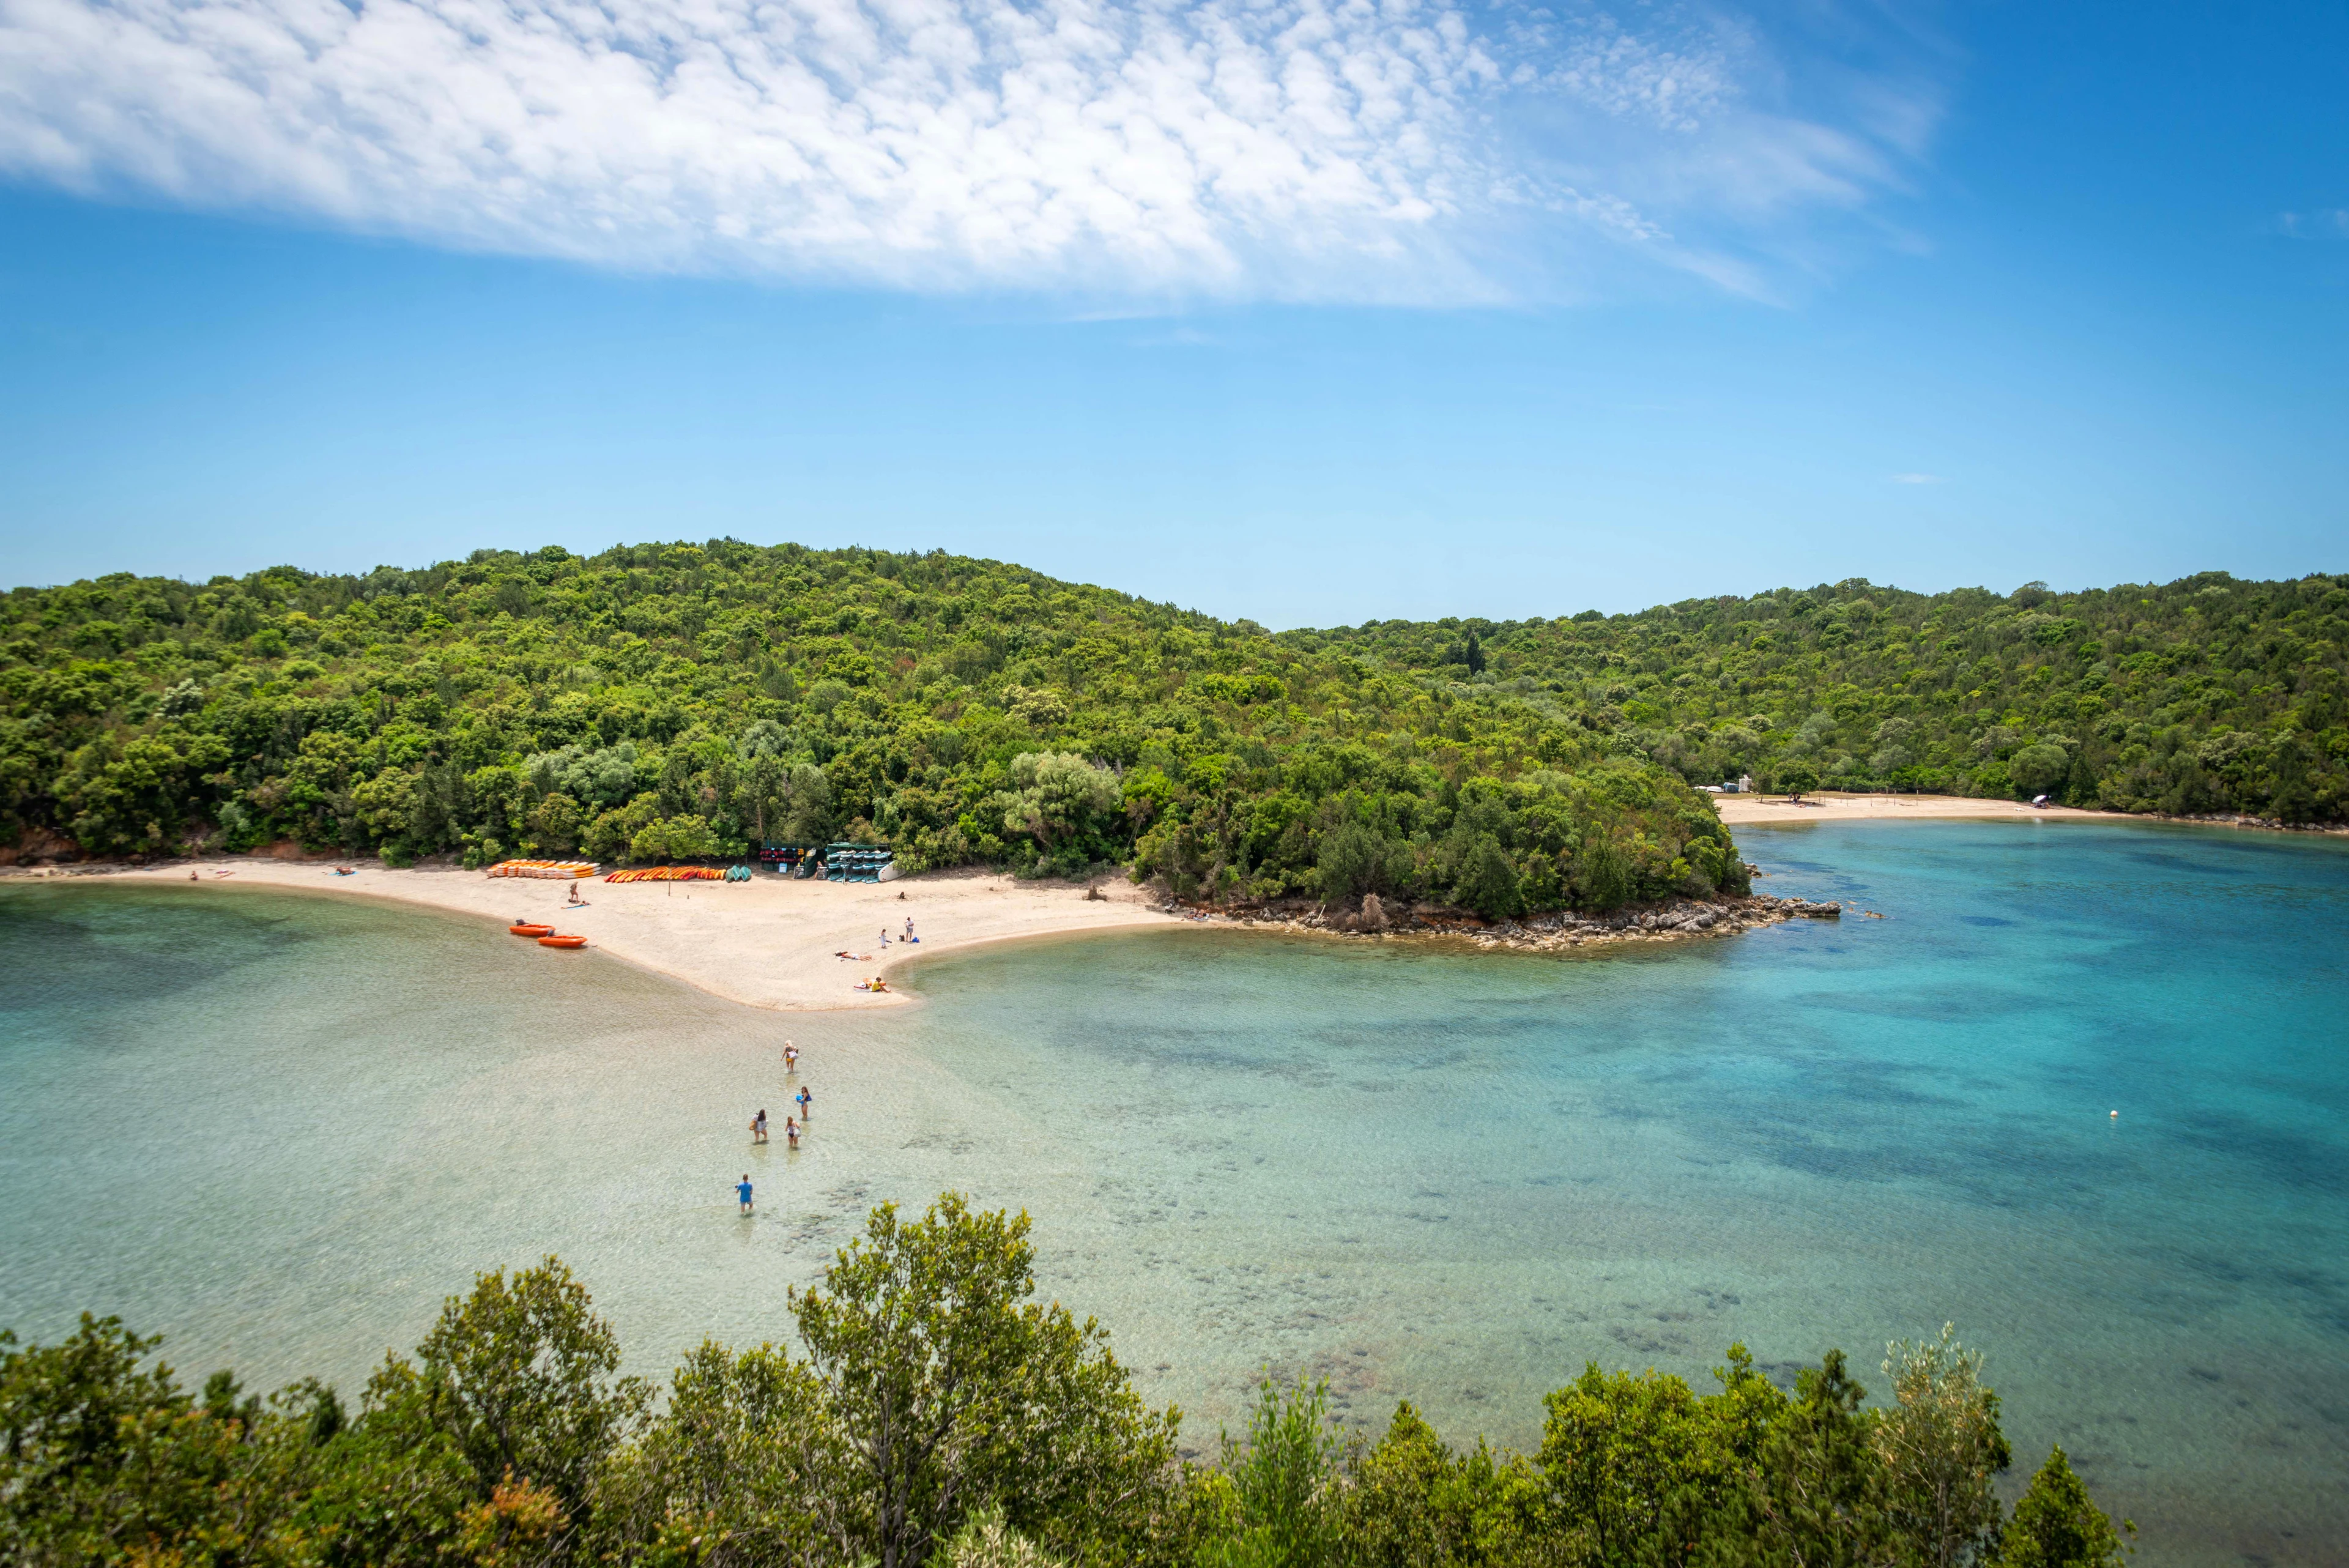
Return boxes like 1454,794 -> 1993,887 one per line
0,1194 -> 2131,1568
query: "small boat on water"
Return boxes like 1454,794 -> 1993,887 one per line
509,923 -> 555,937
537,933 -> 587,948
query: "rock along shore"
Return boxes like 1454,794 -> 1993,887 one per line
1150,892 -> 1846,953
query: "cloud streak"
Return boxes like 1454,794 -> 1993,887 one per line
0,0 -> 1943,299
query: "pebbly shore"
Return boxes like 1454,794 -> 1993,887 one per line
1149,892 -> 1848,953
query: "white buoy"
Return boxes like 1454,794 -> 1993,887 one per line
2110,1110 -> 2119,1118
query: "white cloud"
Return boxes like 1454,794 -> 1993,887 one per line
2274,209 -> 2349,239
0,0 -> 1945,299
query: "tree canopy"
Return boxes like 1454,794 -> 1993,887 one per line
1,1193 -> 2134,1568
0,541 -> 1742,916
1294,571 -> 2348,822
7,549 -> 2337,916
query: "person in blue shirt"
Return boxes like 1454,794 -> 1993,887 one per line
736,1175 -> 754,1214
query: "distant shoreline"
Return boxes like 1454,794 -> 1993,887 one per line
1712,790 -> 2348,835
7,804 -> 2334,1014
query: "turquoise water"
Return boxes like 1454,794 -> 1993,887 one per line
2,820 -> 2345,1564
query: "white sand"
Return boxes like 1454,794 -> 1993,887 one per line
1711,791 -> 2102,826
48,793 -> 2107,1009
94,860 -> 1178,1011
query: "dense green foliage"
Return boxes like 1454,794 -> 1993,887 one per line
0,543 -> 1740,917
10,546 -> 2337,917
1296,572 -> 2349,819
1,1194 -> 2132,1568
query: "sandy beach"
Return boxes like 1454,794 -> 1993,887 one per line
10,793 -> 2167,1011
1712,790 -> 2102,825
80,860 -> 1179,1012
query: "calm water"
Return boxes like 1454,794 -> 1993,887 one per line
2,820 -> 2345,1565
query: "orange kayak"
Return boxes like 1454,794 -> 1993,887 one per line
537,934 -> 587,948
510,923 -> 555,937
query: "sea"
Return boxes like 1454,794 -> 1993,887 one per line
2,819 -> 2344,1565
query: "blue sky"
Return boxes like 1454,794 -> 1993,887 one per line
1,0 -> 2342,628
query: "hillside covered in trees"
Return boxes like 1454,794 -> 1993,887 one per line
0,542 -> 1742,917
3,544 -> 2340,914
1295,571 -> 2347,821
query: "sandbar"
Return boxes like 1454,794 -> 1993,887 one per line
73,861 -> 1178,1012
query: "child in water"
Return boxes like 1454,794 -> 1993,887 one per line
751,1109 -> 768,1143
785,1117 -> 800,1149
795,1086 -> 811,1117
736,1175 -> 754,1214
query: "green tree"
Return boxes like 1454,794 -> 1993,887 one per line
1313,819 -> 1387,904
1774,762 -> 1820,801
1538,1361 -> 1728,1565
1341,1402 -> 1545,1568
2000,1449 -> 2131,1568
2008,745 -> 2070,797
1877,1325 -> 2009,1568
1452,836 -> 1520,921
412,1257 -> 652,1536
1710,1349 -> 1896,1568
787,1194 -> 1181,1568
1201,1373 -> 1342,1568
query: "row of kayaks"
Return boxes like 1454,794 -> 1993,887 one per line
487,860 -> 599,879
509,922 -> 585,948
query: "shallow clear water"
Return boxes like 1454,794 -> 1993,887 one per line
3,820 -> 2346,1566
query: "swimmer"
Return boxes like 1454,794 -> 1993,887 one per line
795,1086 -> 811,1116
785,1116 -> 800,1149
736,1175 -> 754,1214
752,1108 -> 768,1144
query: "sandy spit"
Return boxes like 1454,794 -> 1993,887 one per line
50,861 -> 1179,1013
1710,791 -> 2102,826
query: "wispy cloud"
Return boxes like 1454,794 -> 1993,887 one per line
1890,472 -> 1946,485
2273,209 -> 2349,239
0,0 -> 1946,300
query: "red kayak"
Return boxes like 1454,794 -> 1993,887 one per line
510,923 -> 555,937
537,934 -> 587,948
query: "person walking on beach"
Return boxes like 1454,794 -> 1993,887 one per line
736,1175 -> 754,1214
751,1108 -> 768,1143
785,1116 -> 800,1149
904,916 -> 915,942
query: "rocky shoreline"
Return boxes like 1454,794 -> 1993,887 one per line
1149,891 -> 1849,953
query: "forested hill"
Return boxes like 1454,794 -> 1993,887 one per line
1294,571 -> 2348,822
0,541 -> 1741,917
2,547 -> 2337,914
